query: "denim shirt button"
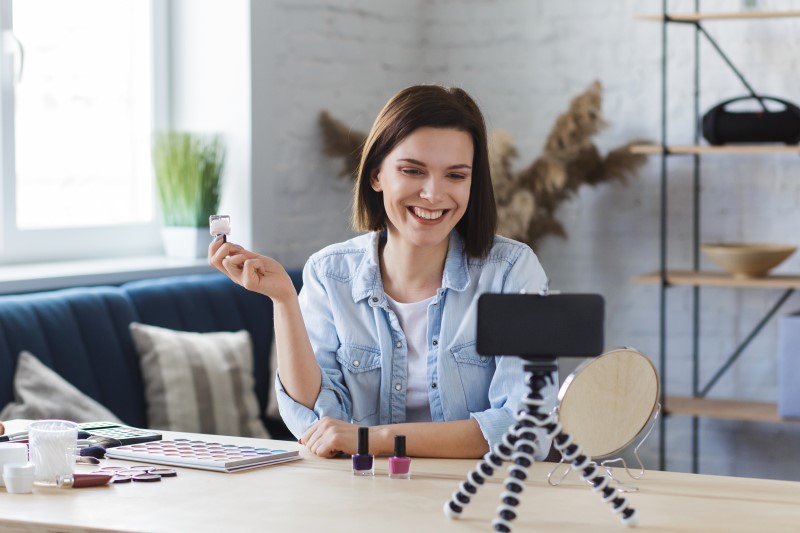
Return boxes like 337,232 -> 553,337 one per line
431,382 -> 438,389
480,356 -> 488,362
352,360 -> 360,368
371,297 -> 379,303
432,339 -> 438,346
395,341 -> 402,348
394,383 -> 402,391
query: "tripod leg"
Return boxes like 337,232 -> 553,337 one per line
490,368 -> 551,532
444,362 -> 555,526
491,425 -> 540,532
551,430 -> 639,527
443,431 -> 516,518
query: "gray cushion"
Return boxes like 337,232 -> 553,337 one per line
0,351 -> 122,423
129,322 -> 268,438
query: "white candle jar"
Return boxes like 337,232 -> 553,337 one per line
28,420 -> 77,487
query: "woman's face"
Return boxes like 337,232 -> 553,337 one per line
371,127 -> 473,253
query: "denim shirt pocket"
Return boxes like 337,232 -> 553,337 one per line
336,344 -> 382,423
451,342 -> 494,413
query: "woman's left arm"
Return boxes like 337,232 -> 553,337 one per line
301,417 -> 488,458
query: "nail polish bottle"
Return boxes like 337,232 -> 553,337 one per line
352,427 -> 374,476
388,435 -> 411,479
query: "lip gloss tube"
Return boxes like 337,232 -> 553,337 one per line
57,473 -> 114,488
352,427 -> 374,476
388,435 -> 411,479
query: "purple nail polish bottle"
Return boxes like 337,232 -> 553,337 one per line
352,427 -> 374,476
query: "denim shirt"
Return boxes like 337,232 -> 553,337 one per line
276,231 -> 557,456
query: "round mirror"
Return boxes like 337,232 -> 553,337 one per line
557,347 -> 659,459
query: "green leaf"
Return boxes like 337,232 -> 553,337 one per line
152,131 -> 226,227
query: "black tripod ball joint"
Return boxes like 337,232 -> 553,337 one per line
444,363 -> 639,531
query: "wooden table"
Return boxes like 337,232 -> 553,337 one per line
2,424 -> 800,532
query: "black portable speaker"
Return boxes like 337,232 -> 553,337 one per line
702,96 -> 800,145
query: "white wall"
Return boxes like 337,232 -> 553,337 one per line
239,0 -> 800,479
250,0 -> 425,265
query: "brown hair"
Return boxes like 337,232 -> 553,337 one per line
352,85 -> 497,258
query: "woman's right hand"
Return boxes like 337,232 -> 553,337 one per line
208,237 -> 296,303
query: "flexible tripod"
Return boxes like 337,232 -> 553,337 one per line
443,359 -> 639,532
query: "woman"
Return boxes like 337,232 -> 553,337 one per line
209,85 -> 554,459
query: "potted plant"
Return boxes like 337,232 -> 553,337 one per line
153,131 -> 226,258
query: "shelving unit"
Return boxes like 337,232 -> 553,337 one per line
635,11 -> 800,22
633,272 -> 800,290
664,396 -> 793,423
634,6 -> 800,472
630,144 -> 800,155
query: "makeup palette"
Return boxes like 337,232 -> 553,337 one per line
106,439 -> 301,472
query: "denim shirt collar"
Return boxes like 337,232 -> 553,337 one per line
351,231 -> 471,304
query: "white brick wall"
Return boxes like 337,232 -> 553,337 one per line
248,0 -> 800,479
251,0 -> 426,266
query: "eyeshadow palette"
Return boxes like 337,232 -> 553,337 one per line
106,438 -> 301,472
77,421 -> 163,446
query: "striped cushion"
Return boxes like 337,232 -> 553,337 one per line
129,322 -> 268,438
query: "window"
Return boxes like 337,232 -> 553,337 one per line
0,0 -> 167,263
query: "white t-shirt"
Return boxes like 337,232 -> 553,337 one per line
386,295 -> 434,423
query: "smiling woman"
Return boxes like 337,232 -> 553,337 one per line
208,84 -> 556,462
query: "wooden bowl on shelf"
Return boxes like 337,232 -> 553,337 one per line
701,243 -> 797,279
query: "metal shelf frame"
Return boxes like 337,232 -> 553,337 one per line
654,1 -> 799,473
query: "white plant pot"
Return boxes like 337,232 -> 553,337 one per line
161,226 -> 210,259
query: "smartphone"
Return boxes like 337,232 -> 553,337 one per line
476,293 -> 605,360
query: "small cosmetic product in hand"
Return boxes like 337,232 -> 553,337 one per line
388,435 -> 411,479
209,215 -> 231,242
352,427 -> 374,476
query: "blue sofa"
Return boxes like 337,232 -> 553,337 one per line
0,271 -> 303,439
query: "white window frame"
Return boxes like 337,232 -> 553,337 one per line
0,0 -> 169,265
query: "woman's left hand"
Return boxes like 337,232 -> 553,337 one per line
300,416 -> 360,458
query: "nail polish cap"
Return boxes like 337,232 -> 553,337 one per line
394,434 -> 406,457
357,427 -> 369,455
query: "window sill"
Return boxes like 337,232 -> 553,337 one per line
0,256 -> 215,295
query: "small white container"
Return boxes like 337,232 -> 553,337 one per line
209,214 -> 231,237
3,462 -> 35,494
0,443 -> 29,487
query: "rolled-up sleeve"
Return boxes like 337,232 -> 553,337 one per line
470,243 -> 557,459
275,259 -> 353,439
470,354 -> 557,460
